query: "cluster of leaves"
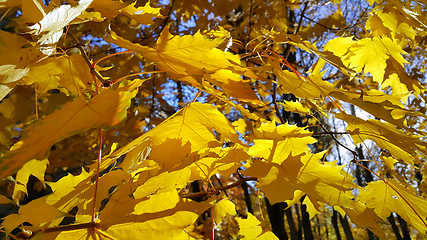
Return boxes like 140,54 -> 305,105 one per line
0,0 -> 427,239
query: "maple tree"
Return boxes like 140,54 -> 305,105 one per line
0,0 -> 427,239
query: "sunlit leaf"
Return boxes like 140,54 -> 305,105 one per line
0,80 -> 145,179
358,179 -> 427,234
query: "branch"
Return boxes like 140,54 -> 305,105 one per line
312,131 -> 349,136
179,176 -> 258,200
319,123 -> 357,161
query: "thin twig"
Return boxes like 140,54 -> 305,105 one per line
312,131 -> 349,136
319,123 -> 357,161
180,176 -> 258,200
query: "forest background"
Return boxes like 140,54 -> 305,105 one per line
0,0 -> 426,239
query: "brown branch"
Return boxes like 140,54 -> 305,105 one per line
180,176 -> 258,200
319,123 -> 357,161
76,44 -> 109,87
312,131 -> 349,136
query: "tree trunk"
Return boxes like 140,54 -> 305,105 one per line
397,214 -> 411,240
300,197 -> 313,240
388,215 -> 403,240
265,198 -> 288,240
286,206 -> 299,240
339,214 -> 354,240
332,210 -> 342,240
241,180 -> 253,214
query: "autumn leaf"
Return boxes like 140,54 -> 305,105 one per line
336,112 -> 427,164
12,158 -> 49,203
21,54 -> 93,95
244,151 -> 357,206
124,102 -> 241,170
27,0 -> 93,45
236,212 -> 278,240
0,30 -> 44,84
2,196 -> 66,234
248,121 -> 316,163
340,202 -> 385,238
0,79 -> 145,179
358,179 -> 427,234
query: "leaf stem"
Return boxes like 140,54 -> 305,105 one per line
91,128 -> 102,222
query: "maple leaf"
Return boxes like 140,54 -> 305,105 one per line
340,202 -> 385,238
0,30 -> 44,85
213,198 -> 237,224
272,61 -> 334,99
12,158 -> 49,203
89,0 -> 163,24
124,102 -> 241,170
2,196 -> 66,234
27,0 -> 93,45
103,26 -> 255,88
358,179 -> 427,234
21,54 -> 93,95
248,121 -> 316,164
0,79 -> 145,179
188,145 -> 249,180
236,212 -> 279,240
244,152 -> 357,206
336,112 -> 427,164
330,89 -> 411,129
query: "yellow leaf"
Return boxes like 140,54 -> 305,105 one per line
125,102 -> 240,170
236,212 -> 278,240
133,190 -> 180,215
345,36 -> 407,85
342,201 -> 385,238
381,155 -> 398,170
132,168 -> 191,199
121,1 -> 164,25
189,146 -> 248,180
330,89 -> 410,129
2,196 -> 65,233
236,212 -> 263,239
21,0 -> 49,24
248,121 -> 315,164
21,54 -> 93,95
0,79 -> 144,179
27,0 -> 92,44
104,26 -> 252,88
12,159 -> 48,203
273,62 -> 334,99
336,112 -> 427,164
46,168 -> 130,218
358,179 -> 427,234
244,152 -> 357,206
0,30 -> 44,84
278,100 -> 310,114
203,69 -> 261,104
213,199 -> 236,224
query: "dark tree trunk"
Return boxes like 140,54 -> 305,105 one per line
388,215 -> 403,240
265,198 -> 288,240
397,214 -> 411,240
339,214 -> 354,240
293,204 -> 303,240
286,206 -> 299,240
300,197 -> 313,240
332,210 -> 342,240
241,180 -> 253,214
367,229 -> 378,240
